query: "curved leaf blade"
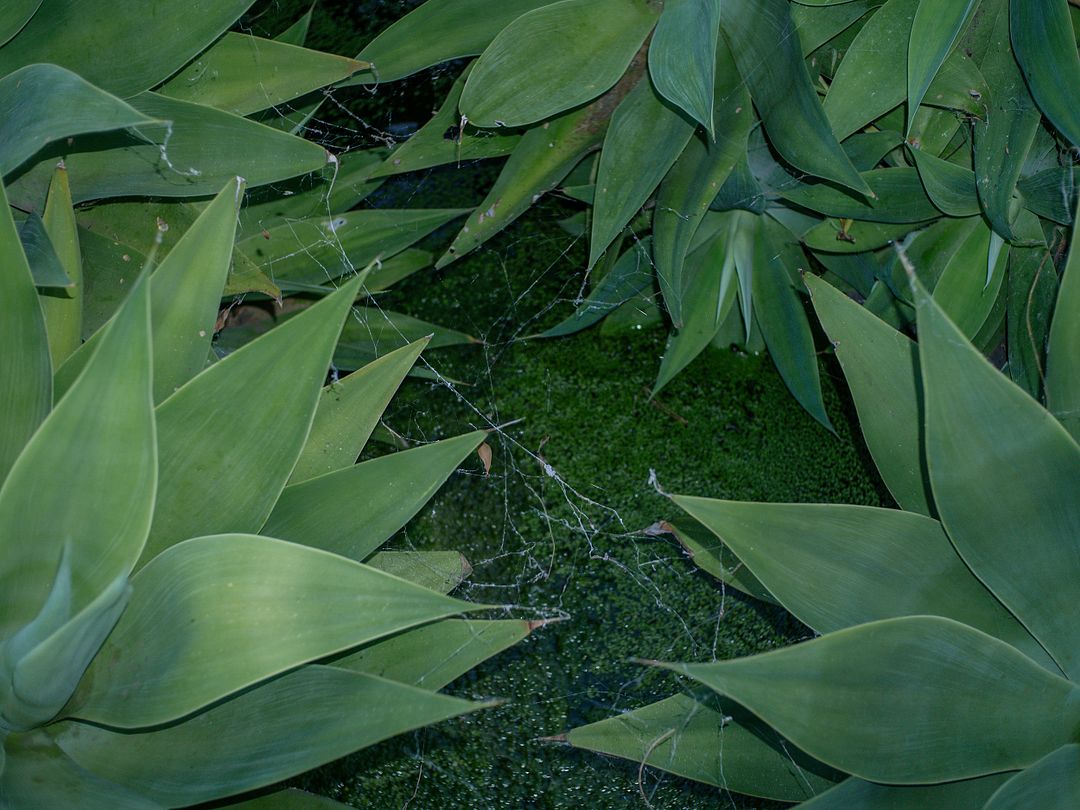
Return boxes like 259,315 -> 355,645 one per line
648,0 -> 720,133
1011,0 -> 1080,149
1046,208 -> 1080,442
984,744 -> 1080,810
906,0 -> 977,134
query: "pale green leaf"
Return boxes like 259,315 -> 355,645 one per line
648,0 -> 720,133
39,166 -> 82,367
1011,0 -> 1080,148
907,0 -> 978,133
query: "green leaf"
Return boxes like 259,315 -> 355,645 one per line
1008,244 -> 1057,399
752,218 -> 832,430
349,0 -> 557,84
0,0 -> 255,97
804,274 -> 932,514
459,0 -> 658,128
157,33 -> 366,116
69,535 -> 479,728
973,0 -> 1040,240
368,66 -> 519,180
652,39 -> 751,327
8,92 -> 329,206
1046,209 -> 1080,442
0,270 -> 153,637
540,239 -> 653,338
673,496 -> 1056,669
39,166 -> 82,367
779,168 -> 939,223
263,431 -> 487,562
914,274 -> 1080,678
238,208 -> 466,285
335,307 -> 478,358
1018,167 -> 1076,225
589,77 -> 696,268
0,1 -> 43,47
803,774 -> 1009,809
18,212 -> 69,288
275,4 -> 314,46
0,64 -> 156,177
0,732 -> 156,810
648,0 -> 720,133
930,216 -> 1008,339
1012,0 -> 1080,149
983,744 -> 1080,810
565,694 -> 842,801
54,179 -> 245,404
141,277 -> 361,565
909,147 -> 980,217
437,101 -> 609,268
721,0 -> 867,193
334,618 -> 531,690
802,219 -> 919,252
670,616 -> 1080,783
56,666 -> 486,807
229,789 -> 350,810
664,518 -> 777,604
290,339 -> 427,484
906,0 -> 978,133
366,550 -> 472,594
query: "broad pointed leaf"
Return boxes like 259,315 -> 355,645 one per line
70,534 -> 479,728
907,0 -> 978,133
648,0 -> 720,133
264,431 -> 487,562
1011,0 -> 1080,149
983,744 -> 1080,810
802,774 -> 1009,809
670,616 -> 1080,783
1046,209 -> 1080,442
39,166 -> 82,367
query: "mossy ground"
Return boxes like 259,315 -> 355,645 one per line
242,3 -> 888,805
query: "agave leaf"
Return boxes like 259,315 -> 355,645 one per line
263,431 -> 487,562
753,218 -> 832,430
802,774 -> 1010,809
804,274 -> 932,514
652,38 -> 750,326
370,66 -> 519,180
367,550 -> 471,594
664,518 -> 777,604
909,147 -> 980,217
539,238 -> 654,338
0,732 -> 157,810
930,216 -> 1008,339
1008,244 -> 1057,400
290,339 -> 427,484
983,744 -> 1080,810
56,666 -> 486,807
0,0 -> 42,47
779,168 -> 939,224
436,99 -> 611,268
0,271 -> 153,637
459,0 -> 658,128
655,224 -> 737,391
1019,168 -> 1076,226
5,572 -> 130,730
7,92 -> 329,207
565,694 -> 842,801
791,0 -> 881,56
69,535 -> 480,728
39,166 -> 82,367
1046,210 -> 1080,442
238,208 -> 467,285
914,274 -> 1080,678
973,0 -> 1040,241
648,0 -> 720,133
669,616 -> 1080,783
348,0 -> 557,84
54,179 -> 245,403
275,3 -> 315,46
18,213 -> 69,289
720,0 -> 867,194
906,0 -> 978,134
157,33 -> 366,116
1011,0 -> 1080,149
229,789 -> 349,809
802,219 -> 919,252
336,307 -> 478,355
673,496 -> 1056,670
334,618 -> 531,690
141,277 -> 361,565
0,0 -> 254,97
0,64 -> 156,177
589,78 -> 696,268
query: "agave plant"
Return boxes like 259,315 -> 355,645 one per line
563,199 -> 1080,804
0,172 -> 532,807
345,0 -> 1080,425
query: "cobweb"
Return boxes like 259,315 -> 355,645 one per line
210,4 -> 892,808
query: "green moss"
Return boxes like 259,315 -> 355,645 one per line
287,190 -> 885,807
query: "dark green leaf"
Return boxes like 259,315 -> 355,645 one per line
983,744 -> 1080,810
1011,0 -> 1080,148
1046,210 -> 1080,442
648,0 -> 720,133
